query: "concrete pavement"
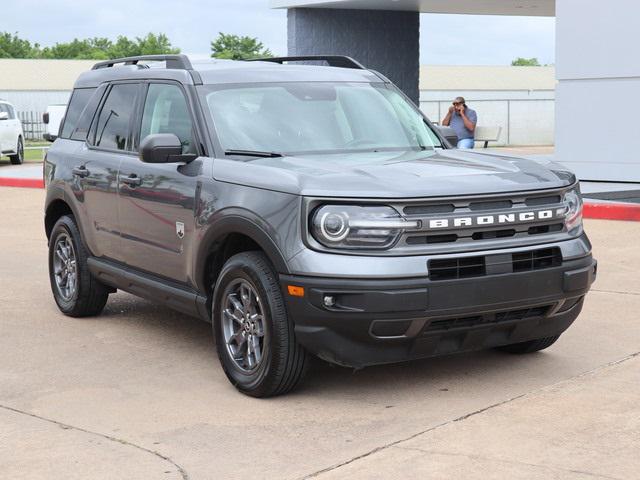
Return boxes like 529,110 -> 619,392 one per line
1,186 -> 639,479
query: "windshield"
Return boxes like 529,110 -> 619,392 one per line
199,82 -> 439,156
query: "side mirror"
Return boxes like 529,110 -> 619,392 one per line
435,125 -> 459,148
139,134 -> 196,164
0,112 -> 8,121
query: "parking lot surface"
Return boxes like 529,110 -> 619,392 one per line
1,186 -> 639,479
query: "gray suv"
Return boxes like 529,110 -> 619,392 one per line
45,54 -> 596,397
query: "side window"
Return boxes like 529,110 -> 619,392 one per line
140,83 -> 196,154
60,88 -> 96,139
70,85 -> 105,141
92,84 -> 138,151
6,104 -> 16,119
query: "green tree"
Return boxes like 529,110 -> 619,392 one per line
38,38 -> 113,60
511,57 -> 541,66
210,33 -> 272,60
0,32 -> 179,59
109,33 -> 180,58
0,32 -> 37,58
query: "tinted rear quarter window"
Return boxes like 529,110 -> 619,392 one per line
91,83 -> 138,151
70,86 -> 105,141
60,88 -> 96,139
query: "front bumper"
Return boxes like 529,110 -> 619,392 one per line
280,254 -> 596,368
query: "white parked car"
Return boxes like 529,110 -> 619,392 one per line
0,100 -> 24,164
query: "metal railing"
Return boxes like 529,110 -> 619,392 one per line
17,111 -> 45,141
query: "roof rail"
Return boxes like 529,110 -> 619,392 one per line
92,54 -> 193,70
249,55 -> 366,70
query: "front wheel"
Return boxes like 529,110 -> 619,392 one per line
9,137 -> 23,165
495,335 -> 560,354
213,251 -> 308,397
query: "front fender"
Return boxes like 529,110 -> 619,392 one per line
193,210 -> 291,293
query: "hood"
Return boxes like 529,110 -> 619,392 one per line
213,148 -> 576,198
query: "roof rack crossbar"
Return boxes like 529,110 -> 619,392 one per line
249,55 -> 366,70
92,54 -> 193,71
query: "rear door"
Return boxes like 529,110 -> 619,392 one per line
117,81 -> 201,283
74,83 -> 141,261
4,104 -> 21,148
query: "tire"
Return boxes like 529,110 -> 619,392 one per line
213,251 -> 308,397
9,137 -> 23,165
48,215 -> 110,317
496,335 -> 561,354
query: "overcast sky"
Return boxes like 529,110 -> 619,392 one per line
4,0 -> 555,65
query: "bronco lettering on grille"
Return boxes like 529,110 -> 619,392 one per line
427,209 -> 560,230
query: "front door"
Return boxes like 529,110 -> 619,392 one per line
117,82 -> 201,283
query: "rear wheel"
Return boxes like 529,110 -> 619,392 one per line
213,251 -> 308,397
496,335 -> 560,354
48,215 -> 110,317
9,137 -> 23,165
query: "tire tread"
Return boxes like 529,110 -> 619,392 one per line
49,215 -> 109,317
214,251 -> 307,397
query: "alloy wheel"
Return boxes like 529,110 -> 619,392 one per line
52,233 -> 77,301
221,279 -> 267,372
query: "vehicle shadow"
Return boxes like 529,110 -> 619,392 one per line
99,292 -> 558,400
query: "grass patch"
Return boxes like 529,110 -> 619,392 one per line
24,141 -> 51,163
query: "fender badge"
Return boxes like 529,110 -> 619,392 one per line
176,221 -> 185,239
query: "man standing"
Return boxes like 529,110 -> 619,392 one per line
442,97 -> 477,149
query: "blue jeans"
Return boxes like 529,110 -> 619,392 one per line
457,138 -> 475,149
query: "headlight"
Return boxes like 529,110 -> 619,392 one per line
561,188 -> 583,232
311,205 -> 419,249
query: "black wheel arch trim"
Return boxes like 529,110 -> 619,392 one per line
44,187 -> 83,242
194,212 -> 291,294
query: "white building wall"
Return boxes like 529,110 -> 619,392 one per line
0,90 -> 71,114
420,90 -> 555,146
556,0 -> 640,181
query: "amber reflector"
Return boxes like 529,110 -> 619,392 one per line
287,285 -> 305,297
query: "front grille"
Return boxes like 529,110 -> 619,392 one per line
528,223 -> 563,235
471,229 -> 516,240
525,195 -> 561,206
425,305 -> 551,332
429,256 -> 486,280
512,247 -> 562,272
429,247 -> 562,281
495,306 -> 549,322
398,189 -> 568,250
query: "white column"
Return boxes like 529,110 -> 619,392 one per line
556,0 -> 640,181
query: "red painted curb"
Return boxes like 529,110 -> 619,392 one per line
584,201 -> 640,221
0,177 -> 44,189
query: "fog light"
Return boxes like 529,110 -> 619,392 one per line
323,295 -> 336,307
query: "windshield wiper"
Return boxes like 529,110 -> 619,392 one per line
224,149 -> 283,158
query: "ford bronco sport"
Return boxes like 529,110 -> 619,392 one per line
45,54 -> 596,397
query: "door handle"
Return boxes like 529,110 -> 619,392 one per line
72,166 -> 90,178
121,174 -> 142,187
